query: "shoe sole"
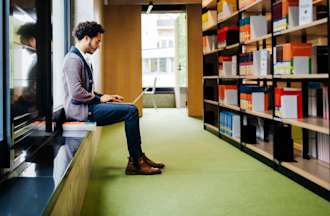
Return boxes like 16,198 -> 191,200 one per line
125,170 -> 162,175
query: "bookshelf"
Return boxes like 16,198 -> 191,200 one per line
239,0 -> 271,13
202,0 -> 330,200
218,11 -> 239,23
245,140 -> 274,160
219,102 -> 241,111
243,34 -> 272,45
274,74 -> 329,79
205,99 -> 219,106
274,18 -> 328,37
203,75 -> 219,79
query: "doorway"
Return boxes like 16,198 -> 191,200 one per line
141,12 -> 188,109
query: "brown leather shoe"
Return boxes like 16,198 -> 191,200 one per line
125,157 -> 161,175
142,153 -> 165,169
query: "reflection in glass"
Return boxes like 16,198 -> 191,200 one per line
10,0 -> 40,141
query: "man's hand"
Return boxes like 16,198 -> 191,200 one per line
100,94 -> 124,103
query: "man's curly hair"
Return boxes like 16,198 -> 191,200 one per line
17,22 -> 37,46
72,21 -> 105,41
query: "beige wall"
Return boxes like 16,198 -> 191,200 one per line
72,0 -> 104,93
93,0 -> 104,93
187,5 -> 203,118
102,5 -> 143,113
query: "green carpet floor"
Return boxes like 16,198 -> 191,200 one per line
81,109 -> 330,216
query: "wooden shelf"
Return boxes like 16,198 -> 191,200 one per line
219,75 -> 241,79
274,74 -> 329,79
274,18 -> 328,37
220,132 -> 241,143
243,34 -> 272,45
245,141 -> 273,160
242,110 -> 273,120
219,103 -> 241,111
218,43 -> 241,51
218,11 -> 239,24
225,43 -> 240,50
204,123 -> 219,133
204,99 -> 219,106
313,0 -> 327,5
240,0 -> 271,13
203,75 -> 218,79
203,23 -> 218,32
203,49 -> 219,55
282,150 -> 330,190
240,75 -> 272,80
202,0 -> 217,9
275,117 -> 329,135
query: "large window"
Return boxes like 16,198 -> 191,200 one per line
143,58 -> 174,74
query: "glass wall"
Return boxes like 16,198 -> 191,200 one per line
10,0 -> 40,135
0,1 -> 4,143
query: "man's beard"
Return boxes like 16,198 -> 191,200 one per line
87,41 -> 95,54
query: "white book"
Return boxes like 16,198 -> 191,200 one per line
223,61 -> 233,76
232,115 -> 240,138
250,16 -> 267,39
288,6 -> 299,28
293,56 -> 310,74
207,10 -> 217,28
256,118 -> 264,140
222,2 -> 235,19
253,50 -> 261,76
318,134 -> 330,163
308,89 -> 317,117
259,50 -> 270,76
308,131 -> 317,158
252,92 -> 265,112
224,89 -> 238,106
231,56 -> 237,76
275,62 -> 291,75
273,18 -> 288,32
281,95 -> 298,118
299,0 -> 313,25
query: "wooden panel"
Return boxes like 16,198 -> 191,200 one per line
187,5 -> 203,117
102,5 -> 143,114
50,133 -> 93,216
108,0 -> 201,5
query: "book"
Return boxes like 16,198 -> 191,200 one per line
299,0 -> 313,25
275,88 -> 303,118
281,95 -> 298,118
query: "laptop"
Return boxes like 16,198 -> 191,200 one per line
107,88 -> 148,105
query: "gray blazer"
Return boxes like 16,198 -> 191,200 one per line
63,50 -> 100,121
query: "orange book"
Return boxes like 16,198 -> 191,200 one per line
283,43 -> 312,61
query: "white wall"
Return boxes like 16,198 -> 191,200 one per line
52,0 -> 66,111
73,0 -> 103,93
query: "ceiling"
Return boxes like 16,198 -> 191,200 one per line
107,0 -> 201,5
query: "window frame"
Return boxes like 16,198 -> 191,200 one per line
1,0 -> 11,167
0,0 -> 4,143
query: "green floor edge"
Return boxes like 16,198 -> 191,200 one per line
81,109 -> 330,216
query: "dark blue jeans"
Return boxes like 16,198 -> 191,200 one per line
88,103 -> 142,162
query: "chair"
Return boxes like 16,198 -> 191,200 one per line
144,76 -> 157,109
